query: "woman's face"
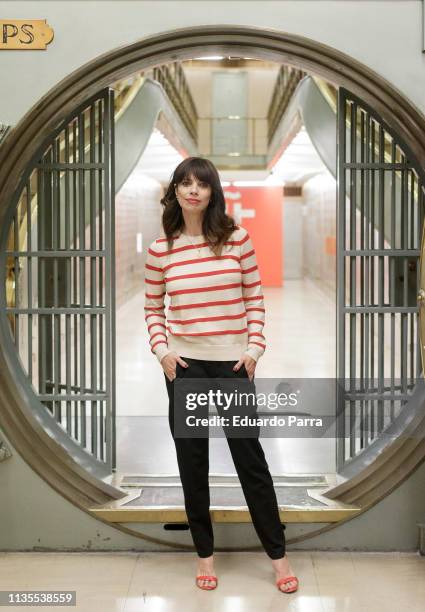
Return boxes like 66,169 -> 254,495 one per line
175,173 -> 212,214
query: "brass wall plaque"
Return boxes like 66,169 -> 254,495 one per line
0,19 -> 54,50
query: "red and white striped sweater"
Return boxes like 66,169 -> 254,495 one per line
144,225 -> 266,364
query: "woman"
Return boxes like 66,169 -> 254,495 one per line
144,156 -> 299,594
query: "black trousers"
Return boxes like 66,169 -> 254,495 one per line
164,356 -> 286,559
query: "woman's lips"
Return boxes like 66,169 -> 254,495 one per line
186,198 -> 200,205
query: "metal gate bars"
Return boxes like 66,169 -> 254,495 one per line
0,88 -> 116,472
336,88 -> 425,471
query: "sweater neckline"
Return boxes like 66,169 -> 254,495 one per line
180,231 -> 204,237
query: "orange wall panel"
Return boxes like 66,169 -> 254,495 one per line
224,186 -> 283,287
325,235 -> 336,256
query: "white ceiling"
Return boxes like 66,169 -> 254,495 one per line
269,126 -> 328,184
134,128 -> 184,183
135,125 -> 327,187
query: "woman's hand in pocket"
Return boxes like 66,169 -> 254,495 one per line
161,352 -> 189,382
233,354 -> 257,382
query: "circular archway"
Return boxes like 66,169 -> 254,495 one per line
1,25 -> 425,550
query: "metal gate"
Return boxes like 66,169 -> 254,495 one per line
1,88 -> 116,472
336,88 -> 425,471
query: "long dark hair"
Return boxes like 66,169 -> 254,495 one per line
160,157 -> 238,256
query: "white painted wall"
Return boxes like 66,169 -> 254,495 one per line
0,1 -> 424,126
283,196 -> 304,279
302,171 -> 337,297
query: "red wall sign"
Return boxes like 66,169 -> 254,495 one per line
224,186 -> 283,287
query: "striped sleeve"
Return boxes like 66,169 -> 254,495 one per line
240,229 -> 266,362
144,241 -> 173,365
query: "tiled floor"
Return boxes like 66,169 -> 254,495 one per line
115,415 -> 336,475
0,551 -> 424,611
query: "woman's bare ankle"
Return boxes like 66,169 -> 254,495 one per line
198,554 -> 214,571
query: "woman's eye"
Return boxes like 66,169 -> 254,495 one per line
180,180 -> 208,188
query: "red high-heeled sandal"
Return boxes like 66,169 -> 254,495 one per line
196,575 -> 218,590
276,575 -> 299,593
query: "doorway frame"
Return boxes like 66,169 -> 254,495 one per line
1,25 -> 425,545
